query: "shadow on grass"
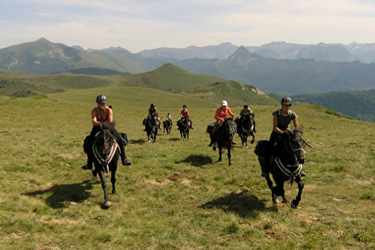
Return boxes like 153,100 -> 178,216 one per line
23,180 -> 95,209
129,138 -> 147,145
176,154 -> 213,168
200,190 -> 277,218
168,137 -> 180,141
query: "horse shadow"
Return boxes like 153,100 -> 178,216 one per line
23,180 -> 95,209
199,190 -> 277,218
129,139 -> 147,145
176,154 -> 213,168
168,138 -> 180,141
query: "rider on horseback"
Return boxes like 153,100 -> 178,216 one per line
82,95 -> 130,170
262,96 -> 301,176
208,100 -> 235,147
147,103 -> 161,130
239,104 -> 256,132
179,105 -> 193,129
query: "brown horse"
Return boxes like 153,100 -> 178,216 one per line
91,123 -> 120,209
255,127 -> 310,208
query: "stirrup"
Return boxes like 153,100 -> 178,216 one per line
82,164 -> 92,170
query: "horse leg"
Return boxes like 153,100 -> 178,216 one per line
291,176 -> 304,208
227,144 -> 231,166
187,129 -> 189,139
111,168 -> 117,195
98,170 -> 111,209
250,132 -> 255,144
218,146 -> 223,162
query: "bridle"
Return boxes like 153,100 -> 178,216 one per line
92,129 -> 119,172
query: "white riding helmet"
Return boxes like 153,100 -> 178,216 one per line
222,100 -> 228,106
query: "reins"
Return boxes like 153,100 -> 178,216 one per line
275,156 -> 303,186
92,130 -> 120,173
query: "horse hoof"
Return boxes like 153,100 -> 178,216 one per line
272,194 -> 279,204
282,198 -> 288,203
291,200 -> 298,208
112,190 -> 116,195
101,201 -> 111,209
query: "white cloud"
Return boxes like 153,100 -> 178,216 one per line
0,0 -> 374,51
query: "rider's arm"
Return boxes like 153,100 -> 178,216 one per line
292,117 -> 299,128
107,108 -> 113,123
227,107 -> 235,117
92,108 -> 100,126
272,113 -> 284,134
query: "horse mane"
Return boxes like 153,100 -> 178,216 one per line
101,122 -> 116,133
293,126 -> 302,134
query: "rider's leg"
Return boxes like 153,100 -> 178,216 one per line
112,129 -> 132,166
209,122 -> 220,146
82,135 -> 93,170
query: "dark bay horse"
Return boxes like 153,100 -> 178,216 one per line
91,123 -> 121,209
207,118 -> 237,166
235,114 -> 255,146
177,116 -> 190,139
255,127 -> 310,208
144,115 -> 158,143
163,119 -> 172,134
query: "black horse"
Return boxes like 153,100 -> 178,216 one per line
255,127 -> 310,208
91,123 -> 121,209
144,115 -> 158,143
177,116 -> 190,139
207,118 -> 237,166
235,114 -> 255,146
163,119 -> 172,134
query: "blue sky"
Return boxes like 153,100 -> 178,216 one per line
1,0 -> 375,52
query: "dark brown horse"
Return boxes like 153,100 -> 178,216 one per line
255,127 -> 310,208
91,123 -> 120,209
207,118 -> 237,166
177,116 -> 190,139
163,119 -> 172,134
144,115 -> 158,143
235,113 -> 255,146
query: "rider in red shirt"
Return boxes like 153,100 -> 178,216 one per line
179,105 -> 193,129
209,100 -> 234,146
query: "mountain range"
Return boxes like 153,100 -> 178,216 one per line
1,38 -> 375,95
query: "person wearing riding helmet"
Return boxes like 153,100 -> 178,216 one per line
82,95 -> 130,170
209,100 -> 235,146
261,96 -> 302,176
179,104 -> 193,129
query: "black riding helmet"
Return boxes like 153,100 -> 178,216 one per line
244,105 -> 248,109
281,96 -> 292,106
96,94 -> 107,104
150,103 -> 155,107
183,105 -> 186,108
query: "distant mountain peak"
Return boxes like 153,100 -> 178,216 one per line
229,46 -> 257,60
36,38 -> 52,44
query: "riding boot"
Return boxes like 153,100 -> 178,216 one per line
119,145 -> 132,166
82,156 -> 93,170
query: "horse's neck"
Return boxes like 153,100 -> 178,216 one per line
276,141 -> 297,165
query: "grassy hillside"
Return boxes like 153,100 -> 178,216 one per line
1,87 -> 375,249
293,89 -> 375,122
0,64 -> 277,105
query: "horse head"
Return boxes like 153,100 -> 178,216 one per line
224,118 -> 237,137
283,127 -> 308,164
94,123 -> 117,164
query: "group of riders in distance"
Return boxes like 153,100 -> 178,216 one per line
82,94 -> 310,209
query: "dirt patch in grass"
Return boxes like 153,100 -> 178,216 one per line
296,214 -> 319,223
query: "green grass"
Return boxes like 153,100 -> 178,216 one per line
1,87 -> 375,249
